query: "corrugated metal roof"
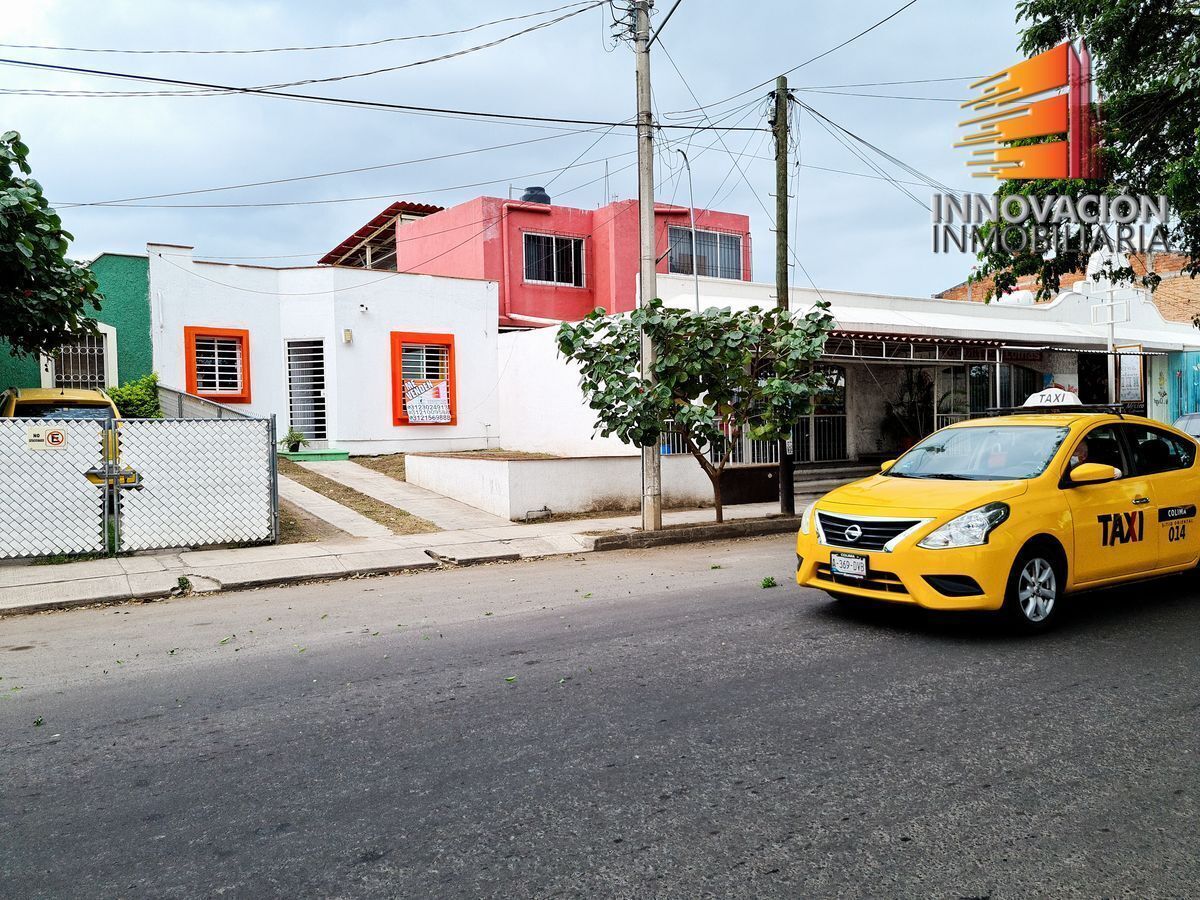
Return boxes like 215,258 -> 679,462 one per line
318,201 -> 444,266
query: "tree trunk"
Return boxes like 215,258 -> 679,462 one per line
710,470 -> 723,523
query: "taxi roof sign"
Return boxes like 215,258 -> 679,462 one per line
1022,388 -> 1083,408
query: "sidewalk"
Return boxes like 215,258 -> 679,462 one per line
0,501 -> 805,617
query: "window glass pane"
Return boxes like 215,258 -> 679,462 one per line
194,336 -> 242,394
1070,425 -> 1125,471
668,226 -> 693,275
1121,425 -> 1195,475
718,233 -> 742,279
523,233 -> 555,283
524,233 -> 583,286
694,230 -> 719,277
571,236 -> 584,287
893,425 -> 1071,480
555,237 -> 575,287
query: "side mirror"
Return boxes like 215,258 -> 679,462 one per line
880,459 -> 897,473
1069,462 -> 1121,485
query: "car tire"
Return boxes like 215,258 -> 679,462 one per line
1003,546 -> 1063,632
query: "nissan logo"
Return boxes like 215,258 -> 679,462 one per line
844,524 -> 863,543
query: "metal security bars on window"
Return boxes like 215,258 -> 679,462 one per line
194,336 -> 243,395
401,344 -> 452,423
53,333 -> 107,389
667,226 -> 743,280
286,339 -> 327,441
523,232 -> 585,287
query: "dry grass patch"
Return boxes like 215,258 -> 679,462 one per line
278,459 -> 437,536
352,453 -> 408,481
278,498 -> 348,544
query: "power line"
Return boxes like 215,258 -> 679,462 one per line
664,0 -> 924,118
59,126 -> 624,206
799,100 -> 961,197
795,88 -> 960,102
249,2 -> 606,92
0,1 -> 598,54
59,149 -> 646,209
0,56 -> 767,132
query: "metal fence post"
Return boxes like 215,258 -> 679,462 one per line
108,419 -> 120,555
269,414 -> 280,544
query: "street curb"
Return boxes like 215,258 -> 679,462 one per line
586,516 -> 802,551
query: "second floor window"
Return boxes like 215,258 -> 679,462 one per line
524,233 -> 585,287
668,226 -> 743,280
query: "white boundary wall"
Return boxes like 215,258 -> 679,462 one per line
406,453 -> 713,520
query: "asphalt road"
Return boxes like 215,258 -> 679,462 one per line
2,535 -> 1198,899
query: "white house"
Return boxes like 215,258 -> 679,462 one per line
147,243 -> 500,454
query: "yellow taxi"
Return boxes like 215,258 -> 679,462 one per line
1,387 -> 121,422
796,390 -> 1200,630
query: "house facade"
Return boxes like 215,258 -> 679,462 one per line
146,244 -> 499,454
319,191 -> 753,329
0,252 -> 153,392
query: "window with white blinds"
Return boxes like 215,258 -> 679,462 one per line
523,232 -> 585,287
667,226 -> 743,280
53,333 -> 107,389
194,336 -> 244,394
401,344 -> 449,383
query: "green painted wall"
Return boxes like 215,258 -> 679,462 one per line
0,253 -> 151,390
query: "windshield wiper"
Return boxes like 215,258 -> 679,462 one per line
921,473 -> 974,480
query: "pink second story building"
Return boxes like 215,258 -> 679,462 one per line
320,189 -> 752,328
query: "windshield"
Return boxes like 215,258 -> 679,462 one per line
14,403 -> 113,421
888,425 -> 1070,481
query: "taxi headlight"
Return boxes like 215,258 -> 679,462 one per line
800,502 -> 817,535
917,502 -> 1010,549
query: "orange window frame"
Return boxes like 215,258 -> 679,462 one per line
390,332 -> 457,426
184,326 -> 252,403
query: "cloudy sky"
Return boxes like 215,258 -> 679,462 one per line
3,0 -> 1023,297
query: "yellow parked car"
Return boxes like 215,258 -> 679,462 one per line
796,394 -> 1199,631
1,387 -> 122,459
1,387 -> 121,422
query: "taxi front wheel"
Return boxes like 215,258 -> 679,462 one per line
1003,547 -> 1064,632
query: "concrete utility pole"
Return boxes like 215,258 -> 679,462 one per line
773,75 -> 795,516
634,0 -> 662,531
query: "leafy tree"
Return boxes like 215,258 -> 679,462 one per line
1,130 -> 100,358
557,299 -> 835,522
973,1 -> 1200,299
106,372 -> 162,419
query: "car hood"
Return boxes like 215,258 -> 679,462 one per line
817,474 -> 1030,515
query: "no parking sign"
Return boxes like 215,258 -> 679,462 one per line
26,426 -> 67,450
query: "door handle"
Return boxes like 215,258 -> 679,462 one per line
1133,496 -> 1150,505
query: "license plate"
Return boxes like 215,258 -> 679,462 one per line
830,552 -> 868,579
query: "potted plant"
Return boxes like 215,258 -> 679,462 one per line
280,428 -> 309,454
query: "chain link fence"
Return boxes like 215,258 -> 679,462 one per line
0,419 -> 109,558
0,416 -> 277,559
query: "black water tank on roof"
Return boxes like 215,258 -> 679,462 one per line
520,186 -> 551,204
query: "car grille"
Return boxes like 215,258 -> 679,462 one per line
814,563 -> 908,595
817,512 -> 920,551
